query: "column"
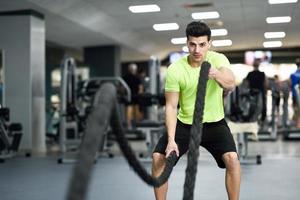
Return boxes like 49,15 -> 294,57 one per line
0,10 -> 46,154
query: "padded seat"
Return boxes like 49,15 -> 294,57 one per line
135,120 -> 165,160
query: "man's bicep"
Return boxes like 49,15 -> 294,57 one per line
165,92 -> 179,109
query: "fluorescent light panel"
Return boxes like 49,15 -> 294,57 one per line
153,23 -> 179,31
191,11 -> 220,20
171,37 -> 187,44
268,0 -> 297,4
129,4 -> 160,13
212,39 -> 232,47
264,32 -> 286,39
263,41 -> 282,48
211,29 -> 228,36
266,16 -> 291,23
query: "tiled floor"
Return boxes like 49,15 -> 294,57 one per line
1,135 -> 300,200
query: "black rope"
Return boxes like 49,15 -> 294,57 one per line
66,61 -> 210,200
66,83 -> 116,200
110,98 -> 177,187
183,61 -> 211,200
66,83 -> 177,200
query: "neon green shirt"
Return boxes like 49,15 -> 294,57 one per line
165,51 -> 230,124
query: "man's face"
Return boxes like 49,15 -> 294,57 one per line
187,35 -> 211,63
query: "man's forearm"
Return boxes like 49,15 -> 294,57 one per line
165,106 -> 178,141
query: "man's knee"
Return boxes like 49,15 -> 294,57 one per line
152,153 -> 166,174
222,152 -> 240,169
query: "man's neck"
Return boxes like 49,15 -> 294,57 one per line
188,55 -> 202,68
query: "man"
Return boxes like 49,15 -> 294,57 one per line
152,21 -> 240,200
245,59 -> 268,123
290,58 -> 300,127
123,63 -> 143,129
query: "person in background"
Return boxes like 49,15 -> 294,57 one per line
290,58 -> 300,127
279,79 -> 290,128
123,63 -> 143,129
245,59 -> 268,123
272,75 -> 281,116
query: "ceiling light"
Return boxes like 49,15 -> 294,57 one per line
211,29 -> 228,36
266,16 -> 291,23
182,46 -> 189,52
264,32 -> 286,39
263,41 -> 282,48
153,23 -> 179,31
171,37 -> 187,44
191,11 -> 220,20
212,39 -> 232,47
268,0 -> 297,4
129,4 -> 160,13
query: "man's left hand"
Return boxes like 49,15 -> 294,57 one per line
208,67 -> 219,80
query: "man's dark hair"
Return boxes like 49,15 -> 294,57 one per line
253,59 -> 261,69
186,21 -> 211,41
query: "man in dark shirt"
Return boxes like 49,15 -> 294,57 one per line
123,63 -> 143,128
246,59 -> 268,122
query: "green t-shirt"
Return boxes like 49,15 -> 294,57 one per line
165,51 -> 230,124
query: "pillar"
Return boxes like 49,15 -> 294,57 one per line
0,10 -> 46,154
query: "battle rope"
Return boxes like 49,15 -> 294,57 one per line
66,61 -> 210,200
110,98 -> 178,187
66,83 -> 115,200
66,83 -> 177,200
183,61 -> 211,200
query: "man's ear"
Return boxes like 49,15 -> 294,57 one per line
208,40 -> 212,48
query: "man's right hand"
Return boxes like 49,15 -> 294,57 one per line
165,140 -> 179,158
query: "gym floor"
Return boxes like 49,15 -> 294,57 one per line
1,136 -> 300,200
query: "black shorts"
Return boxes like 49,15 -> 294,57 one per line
153,119 -> 237,168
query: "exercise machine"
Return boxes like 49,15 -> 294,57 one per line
257,89 -> 278,141
135,57 -> 166,161
58,57 -> 80,163
80,77 -> 132,158
281,83 -> 300,139
226,83 -> 262,165
0,107 -> 22,163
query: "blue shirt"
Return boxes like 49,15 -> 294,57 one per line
290,69 -> 300,97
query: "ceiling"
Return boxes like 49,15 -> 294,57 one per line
0,0 -> 299,62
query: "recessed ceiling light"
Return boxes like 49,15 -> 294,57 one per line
212,39 -> 232,47
264,32 -> 286,39
211,29 -> 228,36
129,4 -> 160,13
191,11 -> 220,20
153,23 -> 179,31
263,41 -> 282,48
171,37 -> 187,44
266,16 -> 291,23
268,0 -> 297,4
